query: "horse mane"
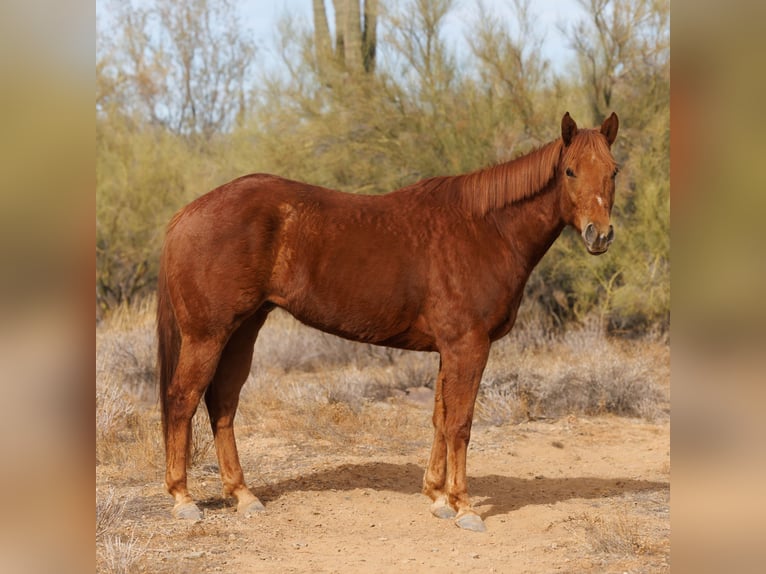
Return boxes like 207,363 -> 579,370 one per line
419,129 -> 614,218
454,138 -> 564,217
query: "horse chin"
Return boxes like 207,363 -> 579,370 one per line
585,244 -> 609,256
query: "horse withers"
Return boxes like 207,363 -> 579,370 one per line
156,112 -> 619,531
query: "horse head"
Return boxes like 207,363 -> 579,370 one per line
559,111 -> 620,255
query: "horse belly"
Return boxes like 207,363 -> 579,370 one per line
264,194 -> 435,349
271,252 -> 431,349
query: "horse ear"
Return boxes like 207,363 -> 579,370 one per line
561,112 -> 578,146
600,112 -> 619,146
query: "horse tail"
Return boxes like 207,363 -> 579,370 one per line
156,249 -> 180,447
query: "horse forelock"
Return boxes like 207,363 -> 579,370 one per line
562,128 -> 618,171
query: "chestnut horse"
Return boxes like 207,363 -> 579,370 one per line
157,112 -> 619,531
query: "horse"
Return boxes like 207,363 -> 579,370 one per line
156,112 -> 619,531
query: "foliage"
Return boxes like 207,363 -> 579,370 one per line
532,0 -> 670,331
96,0 -> 669,333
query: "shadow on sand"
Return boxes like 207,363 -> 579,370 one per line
199,461 -> 670,519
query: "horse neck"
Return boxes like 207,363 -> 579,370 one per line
488,178 -> 566,271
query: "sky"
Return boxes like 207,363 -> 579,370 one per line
97,0 -> 587,74
245,0 -> 585,73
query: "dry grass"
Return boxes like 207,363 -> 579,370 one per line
476,319 -> 669,425
96,297 -> 668,466
98,531 -> 149,574
567,509 -> 665,557
96,371 -> 135,450
96,487 -> 126,541
97,296 -> 158,401
252,309 -> 411,373
97,297 -> 213,478
585,513 -> 645,555
96,486 -> 150,574
97,353 -> 160,476
238,364 -> 429,449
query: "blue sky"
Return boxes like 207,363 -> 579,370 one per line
97,0 -> 586,73
246,0 -> 585,72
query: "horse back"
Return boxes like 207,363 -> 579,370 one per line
166,174 -> 436,348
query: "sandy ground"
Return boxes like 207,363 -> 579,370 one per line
101,393 -> 669,573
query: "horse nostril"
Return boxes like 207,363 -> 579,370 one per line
606,225 -> 615,244
584,223 -> 597,244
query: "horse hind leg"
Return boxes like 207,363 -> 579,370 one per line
165,336 -> 227,520
204,309 -> 271,517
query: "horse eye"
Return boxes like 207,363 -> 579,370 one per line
612,167 -> 619,179
566,168 -> 575,178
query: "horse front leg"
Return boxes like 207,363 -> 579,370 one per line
423,364 -> 455,519
426,332 -> 490,531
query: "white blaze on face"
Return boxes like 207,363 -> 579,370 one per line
596,196 -> 604,207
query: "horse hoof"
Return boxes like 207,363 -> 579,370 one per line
455,513 -> 486,532
431,503 -> 457,520
238,499 -> 266,517
173,502 -> 203,521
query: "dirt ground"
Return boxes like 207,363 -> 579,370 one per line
100,393 -> 669,573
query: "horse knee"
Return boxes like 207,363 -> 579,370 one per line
208,412 -> 235,433
204,388 -> 234,420
445,417 -> 473,443
166,386 -> 203,420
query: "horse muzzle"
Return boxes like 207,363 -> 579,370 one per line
582,223 -> 614,255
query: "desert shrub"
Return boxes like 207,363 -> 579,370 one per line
251,310 -> 438,395
96,369 -> 137,465
96,487 -> 126,541
476,322 -> 668,425
252,310 -> 404,373
98,531 -> 148,574
97,297 -> 157,399
575,512 -> 648,556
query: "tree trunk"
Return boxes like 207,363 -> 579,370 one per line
362,0 -> 378,73
312,0 -> 333,74
333,0 -> 346,66
344,0 -> 363,72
